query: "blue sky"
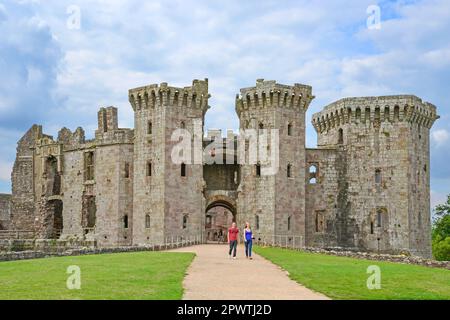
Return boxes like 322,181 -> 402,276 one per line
0,0 -> 449,209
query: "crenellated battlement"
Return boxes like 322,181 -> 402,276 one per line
128,79 -> 210,113
235,79 -> 315,116
312,95 -> 440,133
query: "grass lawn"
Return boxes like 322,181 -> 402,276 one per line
254,246 -> 450,300
0,251 -> 194,300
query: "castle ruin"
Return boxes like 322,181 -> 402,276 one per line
0,79 -> 439,258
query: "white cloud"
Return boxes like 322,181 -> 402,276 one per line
0,160 -> 12,182
431,129 -> 449,146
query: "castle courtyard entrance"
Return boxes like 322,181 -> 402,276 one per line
204,193 -> 237,243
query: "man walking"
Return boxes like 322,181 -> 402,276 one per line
228,222 -> 239,260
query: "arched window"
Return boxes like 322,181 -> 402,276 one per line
181,163 -> 186,177
183,215 -> 188,229
287,164 -> 292,178
287,123 -> 293,136
145,214 -> 151,229
384,107 -> 390,122
356,108 -> 361,122
309,165 -> 318,174
123,215 -> 129,229
309,177 -> 317,184
394,105 -> 400,121
338,128 -> 344,144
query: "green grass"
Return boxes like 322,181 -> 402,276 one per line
0,251 -> 194,300
254,246 -> 450,300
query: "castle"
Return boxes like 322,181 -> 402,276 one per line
0,79 -> 439,258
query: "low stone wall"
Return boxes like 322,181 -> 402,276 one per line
262,246 -> 450,270
0,240 -> 201,262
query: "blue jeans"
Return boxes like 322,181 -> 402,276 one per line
229,240 -> 237,257
245,239 -> 253,257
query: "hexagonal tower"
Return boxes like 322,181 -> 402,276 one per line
236,79 -> 314,244
312,95 -> 439,257
129,79 -> 209,245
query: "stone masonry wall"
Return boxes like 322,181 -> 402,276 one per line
312,95 -> 439,257
0,194 -> 12,230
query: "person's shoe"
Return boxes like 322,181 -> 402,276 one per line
249,257 -> 253,260
233,257 -> 237,260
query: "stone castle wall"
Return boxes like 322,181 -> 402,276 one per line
0,194 -> 11,230
3,80 -> 439,258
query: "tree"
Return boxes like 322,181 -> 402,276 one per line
432,195 -> 450,261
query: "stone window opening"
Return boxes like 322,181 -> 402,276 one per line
288,123 -> 293,136
355,108 -> 361,122
309,164 -> 318,184
84,151 -> 95,181
394,105 -> 400,121
315,211 -> 325,233
384,107 -> 390,122
287,164 -> 292,178
145,214 -> 151,229
183,215 -> 188,229
82,196 -> 96,229
287,216 -> 291,231
365,108 -> 371,123
256,163 -> 261,177
181,163 -> 187,177
146,161 -> 152,177
370,221 -> 374,234
258,122 -> 264,130
147,121 -> 152,135
123,215 -> 129,229
376,211 -> 382,228
124,162 -> 130,179
255,215 -> 260,230
338,128 -> 344,144
418,211 -> 422,228
180,121 -> 186,129
375,169 -> 382,184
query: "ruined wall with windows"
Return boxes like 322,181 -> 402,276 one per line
312,95 -> 439,257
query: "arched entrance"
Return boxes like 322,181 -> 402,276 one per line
204,193 -> 237,243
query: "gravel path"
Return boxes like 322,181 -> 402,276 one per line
170,244 -> 330,300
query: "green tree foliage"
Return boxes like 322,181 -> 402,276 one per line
432,195 -> 450,261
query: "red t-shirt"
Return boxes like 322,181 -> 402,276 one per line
228,227 -> 239,241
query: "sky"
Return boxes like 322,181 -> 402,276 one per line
0,0 -> 449,209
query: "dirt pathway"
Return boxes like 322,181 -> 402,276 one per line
170,244 -> 329,300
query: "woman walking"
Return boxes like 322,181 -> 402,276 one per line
244,222 -> 254,260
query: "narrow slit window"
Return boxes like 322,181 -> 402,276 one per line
181,163 -> 187,177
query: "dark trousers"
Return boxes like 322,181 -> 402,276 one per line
229,240 -> 237,257
245,240 -> 253,257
